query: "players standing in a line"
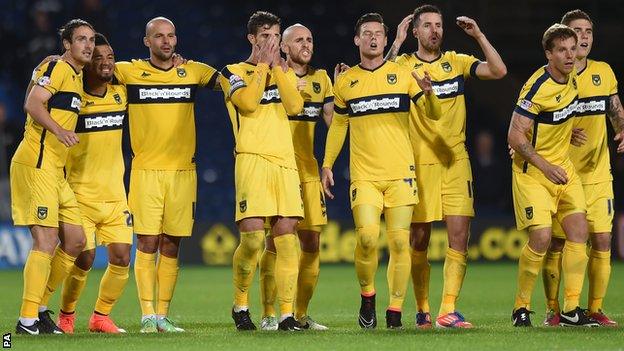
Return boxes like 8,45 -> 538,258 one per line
220,11 -> 305,332
11,19 -> 94,335
385,4 -> 507,328
257,23 -> 335,331
541,9 -> 624,327
113,17 -> 220,333
48,33 -> 132,334
508,24 -> 598,327
322,13 -> 441,329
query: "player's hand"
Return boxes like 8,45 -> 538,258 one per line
55,128 -> 80,147
541,163 -> 568,185
172,53 -> 188,67
321,167 -> 335,200
614,130 -> 624,153
456,16 -> 483,38
394,14 -> 414,45
257,37 -> 274,66
334,63 -> 349,82
570,128 -> 587,147
297,78 -> 307,91
508,144 -> 515,158
412,70 -> 433,95
35,55 -> 62,71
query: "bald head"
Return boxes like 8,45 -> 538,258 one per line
145,16 -> 175,36
282,23 -> 310,43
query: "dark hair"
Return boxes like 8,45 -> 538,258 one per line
561,9 -> 593,28
247,11 -> 280,35
354,12 -> 388,36
542,23 -> 577,51
59,19 -> 94,43
412,4 -> 443,28
94,33 -> 110,47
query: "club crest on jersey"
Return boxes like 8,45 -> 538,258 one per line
441,62 -> 452,72
387,73 -> 397,85
313,82 -> 321,94
113,93 -> 122,104
37,206 -> 48,220
525,206 -> 533,220
177,68 -> 187,78
239,200 -> 247,213
592,74 -> 601,86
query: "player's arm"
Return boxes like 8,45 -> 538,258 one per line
412,71 -> 442,120
321,99 -> 334,127
321,113 -> 348,200
507,111 -> 567,184
24,86 -> 79,147
225,64 -> 269,114
457,16 -> 507,80
607,94 -> 624,153
322,73 -> 335,127
385,14 -> 413,62
273,66 -> 304,116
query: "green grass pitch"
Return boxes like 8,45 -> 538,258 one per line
1,263 -> 622,350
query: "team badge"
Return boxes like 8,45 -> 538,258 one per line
525,206 -> 533,220
177,68 -> 187,78
239,200 -> 247,213
592,74 -> 601,86
441,62 -> 452,72
351,188 -> 357,201
312,82 -> 321,94
387,73 -> 397,85
245,70 -> 254,76
113,93 -> 122,104
37,206 -> 48,220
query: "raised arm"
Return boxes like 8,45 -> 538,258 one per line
385,14 -> 413,62
507,111 -> 567,184
457,16 -> 507,80
607,94 -> 624,153
273,66 -> 304,116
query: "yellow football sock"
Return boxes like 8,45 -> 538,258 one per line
156,255 -> 179,316
274,234 -> 299,316
386,228 -> 410,311
20,250 -> 52,318
40,247 -> 77,307
588,249 -> 611,313
542,250 -> 562,313
134,250 -> 157,316
295,250 -> 320,319
95,264 -> 129,315
562,241 -> 589,312
438,248 -> 467,316
232,230 -> 264,307
60,265 -> 90,313
410,249 -> 430,313
514,244 -> 545,310
259,249 -> 277,317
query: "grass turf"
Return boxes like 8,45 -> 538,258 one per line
0,262 -> 622,350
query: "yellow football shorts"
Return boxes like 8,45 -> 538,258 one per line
552,181 -> 614,238
512,165 -> 586,231
412,158 -> 475,223
298,180 -> 327,230
349,178 -> 417,210
78,199 -> 134,250
10,162 -> 81,227
128,169 -> 196,236
235,153 -> 304,222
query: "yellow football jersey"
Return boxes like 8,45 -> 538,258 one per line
289,68 -> 334,181
219,62 -> 301,169
513,66 -> 579,174
571,59 -> 617,184
12,60 -> 83,170
323,61 -> 427,181
114,59 -> 218,170
65,84 -> 127,202
395,51 -> 480,164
